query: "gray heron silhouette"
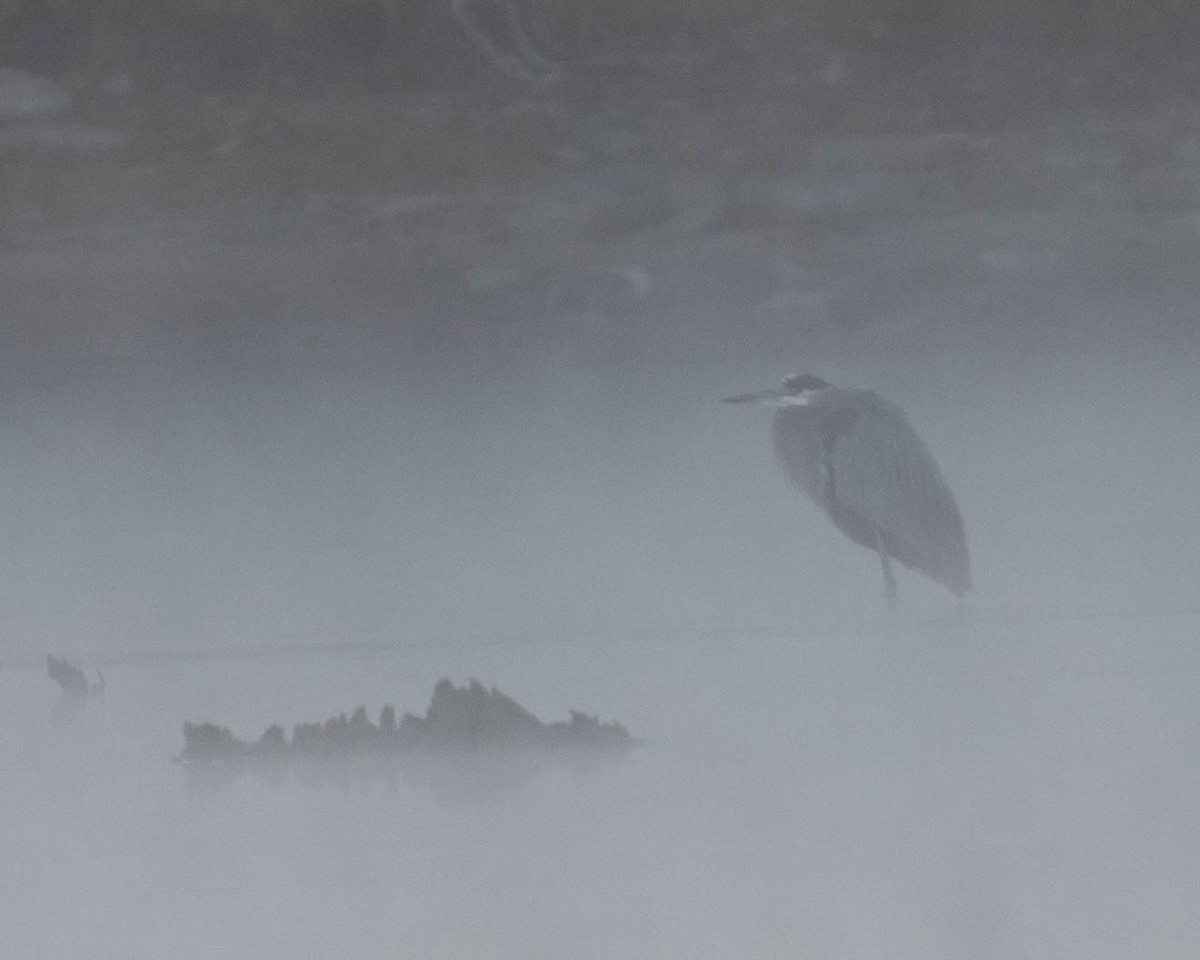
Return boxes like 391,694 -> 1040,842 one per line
723,374 -> 970,608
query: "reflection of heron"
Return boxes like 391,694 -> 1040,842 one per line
723,374 -> 970,608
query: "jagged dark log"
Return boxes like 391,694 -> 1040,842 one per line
175,677 -> 641,792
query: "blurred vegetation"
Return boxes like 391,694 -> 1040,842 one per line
2,0 -> 1199,221
3,0 -> 1200,76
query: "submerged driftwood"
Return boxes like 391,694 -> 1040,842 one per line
46,654 -> 104,699
176,678 -> 641,793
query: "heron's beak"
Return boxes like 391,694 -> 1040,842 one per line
721,388 -> 786,405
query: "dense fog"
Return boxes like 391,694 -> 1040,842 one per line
3,1 -> 1200,957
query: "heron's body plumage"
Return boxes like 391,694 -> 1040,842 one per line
724,374 -> 970,606
772,389 -> 970,597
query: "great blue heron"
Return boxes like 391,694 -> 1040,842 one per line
723,374 -> 970,608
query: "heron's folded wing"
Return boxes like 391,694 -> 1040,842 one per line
825,394 -> 970,594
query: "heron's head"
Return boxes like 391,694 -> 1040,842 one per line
721,374 -> 833,407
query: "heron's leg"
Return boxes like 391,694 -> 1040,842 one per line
877,539 -> 897,611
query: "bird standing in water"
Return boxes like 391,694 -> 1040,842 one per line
723,374 -> 970,609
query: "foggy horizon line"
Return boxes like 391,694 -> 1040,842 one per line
7,600 -> 1200,674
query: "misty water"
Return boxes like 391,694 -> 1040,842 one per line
5,16 -> 1200,958
4,318 -> 1197,956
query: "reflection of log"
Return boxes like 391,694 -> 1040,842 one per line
176,678 -> 641,793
